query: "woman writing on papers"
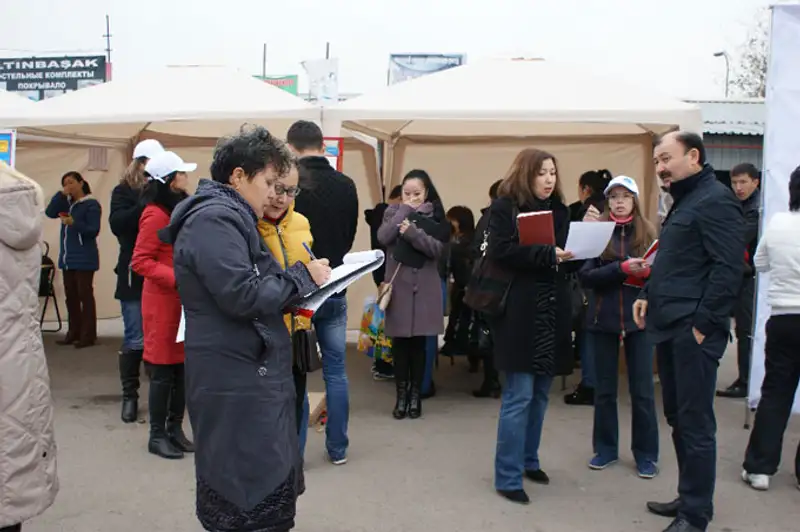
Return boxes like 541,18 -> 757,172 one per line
578,175 -> 659,479
131,151 -> 195,460
257,161 -> 314,458
160,126 -> 329,532
488,148 -> 574,505
378,170 -> 449,420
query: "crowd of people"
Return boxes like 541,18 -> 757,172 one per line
2,124 -> 800,532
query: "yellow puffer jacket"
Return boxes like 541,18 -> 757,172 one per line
257,202 -> 313,333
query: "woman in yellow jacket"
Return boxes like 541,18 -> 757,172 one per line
257,162 -> 314,458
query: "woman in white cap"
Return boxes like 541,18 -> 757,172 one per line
131,151 -> 195,459
578,175 -> 660,479
110,138 -> 165,423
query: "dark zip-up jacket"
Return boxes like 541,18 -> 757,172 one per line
109,183 -> 144,300
579,221 -> 646,335
45,192 -> 101,271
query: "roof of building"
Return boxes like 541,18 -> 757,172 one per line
683,98 -> 765,136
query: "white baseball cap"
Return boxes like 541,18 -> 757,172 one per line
145,151 -> 197,183
604,175 -> 639,197
132,139 -> 165,160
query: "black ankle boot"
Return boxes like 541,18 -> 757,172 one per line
119,349 -> 143,423
148,431 -> 184,459
473,380 -> 501,398
408,383 -> 422,419
393,380 -> 409,419
167,421 -> 195,453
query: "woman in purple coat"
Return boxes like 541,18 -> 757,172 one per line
378,170 -> 450,420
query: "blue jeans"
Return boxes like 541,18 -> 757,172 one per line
579,329 -> 596,388
120,300 -> 144,351
495,372 -> 554,490
591,330 -> 658,464
312,295 -> 349,461
422,279 -> 448,394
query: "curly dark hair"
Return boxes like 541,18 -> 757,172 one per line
210,124 -> 293,184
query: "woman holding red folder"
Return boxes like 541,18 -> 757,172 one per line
578,175 -> 659,479
488,148 -> 576,504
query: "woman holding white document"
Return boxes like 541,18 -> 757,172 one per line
578,175 -> 660,479
487,148 -> 575,504
160,126 -> 329,532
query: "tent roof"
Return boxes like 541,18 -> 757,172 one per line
0,90 -> 35,114
1,66 -> 320,141
327,59 -> 702,139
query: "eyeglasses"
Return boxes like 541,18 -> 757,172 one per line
267,180 -> 301,198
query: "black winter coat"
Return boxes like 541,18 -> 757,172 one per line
109,183 -> 144,301
579,221 -> 649,335
162,179 -> 318,532
642,165 -> 744,344
486,196 -> 574,376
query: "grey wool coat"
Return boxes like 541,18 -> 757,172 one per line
378,202 -> 445,338
161,179 -> 318,532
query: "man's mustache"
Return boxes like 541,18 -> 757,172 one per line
658,172 -> 672,180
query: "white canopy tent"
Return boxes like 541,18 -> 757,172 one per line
2,65 -> 321,141
5,66 -> 383,328
0,89 -> 36,114
326,58 -> 702,224
327,58 -> 702,139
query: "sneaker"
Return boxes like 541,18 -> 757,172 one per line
741,469 -> 769,491
372,371 -> 394,381
328,454 -> 347,466
588,455 -> 618,470
637,461 -> 659,479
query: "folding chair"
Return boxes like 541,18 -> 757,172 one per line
39,242 -> 63,333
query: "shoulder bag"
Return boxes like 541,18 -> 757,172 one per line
463,221 -> 514,316
293,327 -> 323,373
376,264 -> 401,312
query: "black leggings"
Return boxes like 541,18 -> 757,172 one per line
392,336 -> 427,387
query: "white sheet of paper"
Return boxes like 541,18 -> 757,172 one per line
176,250 -> 386,341
564,221 -> 616,260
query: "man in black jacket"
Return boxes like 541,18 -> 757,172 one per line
717,163 -> 761,399
289,120 -> 358,465
633,132 -> 744,532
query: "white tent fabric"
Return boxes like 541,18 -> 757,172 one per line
748,3 -> 800,413
326,58 -> 703,139
0,89 -> 35,114
1,66 -> 320,140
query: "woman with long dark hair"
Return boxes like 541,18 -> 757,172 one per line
378,169 -> 449,419
440,205 -> 476,361
489,148 -> 575,504
131,151 -> 195,459
110,139 -> 165,423
579,176 -> 659,478
45,171 -> 102,348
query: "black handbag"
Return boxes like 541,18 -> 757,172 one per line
463,227 -> 514,316
292,328 -> 323,374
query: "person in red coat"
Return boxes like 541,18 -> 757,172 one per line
131,151 -> 196,460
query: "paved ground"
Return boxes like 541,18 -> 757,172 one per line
23,319 -> 800,532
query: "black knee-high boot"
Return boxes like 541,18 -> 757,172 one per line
120,349 -> 143,423
392,338 -> 411,419
408,338 -> 425,419
147,364 -> 183,459
167,364 -> 194,453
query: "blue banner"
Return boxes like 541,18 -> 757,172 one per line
0,129 -> 16,167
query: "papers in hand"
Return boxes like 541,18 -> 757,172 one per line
294,250 -> 385,313
564,221 -> 616,260
643,239 -> 659,265
175,250 -> 385,342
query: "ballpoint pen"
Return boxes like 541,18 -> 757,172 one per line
302,242 -> 317,260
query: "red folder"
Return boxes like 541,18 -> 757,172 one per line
623,240 -> 658,287
517,211 -> 555,245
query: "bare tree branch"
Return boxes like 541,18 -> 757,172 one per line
730,8 -> 769,98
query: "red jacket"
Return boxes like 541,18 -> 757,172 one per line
131,204 -> 184,365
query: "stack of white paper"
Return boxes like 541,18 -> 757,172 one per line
176,250 -> 385,342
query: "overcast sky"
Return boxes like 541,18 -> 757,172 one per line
0,0 -> 775,99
